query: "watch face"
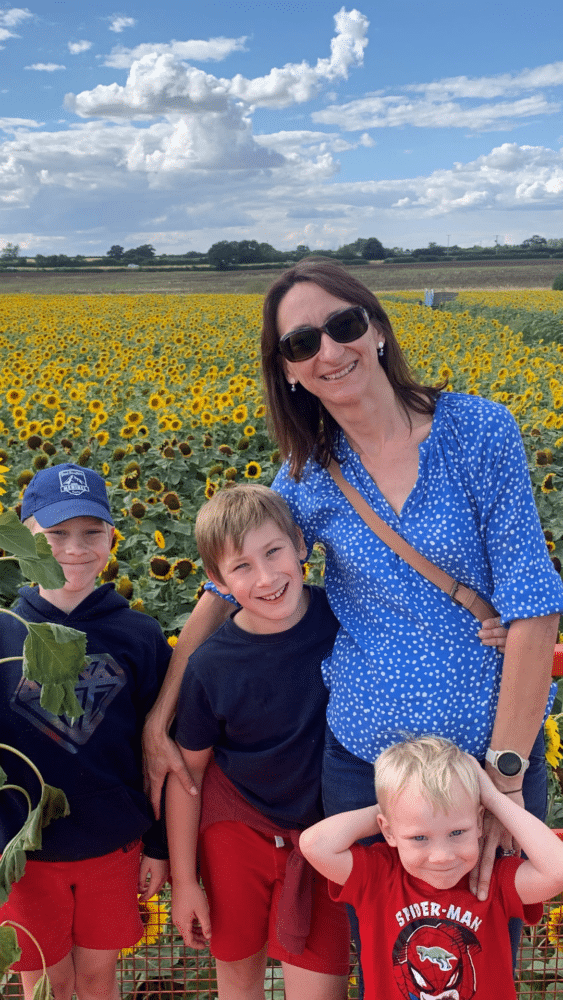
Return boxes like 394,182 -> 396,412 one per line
497,751 -> 523,776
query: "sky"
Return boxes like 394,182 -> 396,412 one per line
1,0 -> 562,256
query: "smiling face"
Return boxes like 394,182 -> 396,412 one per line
377,777 -> 483,891
276,280 -> 384,412
208,517 -> 308,634
30,515 -> 114,611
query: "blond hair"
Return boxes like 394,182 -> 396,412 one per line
23,514 -> 113,538
375,735 -> 480,815
195,484 -> 303,584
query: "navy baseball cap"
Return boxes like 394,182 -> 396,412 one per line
21,463 -> 114,528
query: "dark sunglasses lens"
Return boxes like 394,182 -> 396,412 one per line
281,328 -> 320,361
327,308 -> 368,343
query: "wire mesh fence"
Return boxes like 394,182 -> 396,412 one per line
4,891 -> 563,999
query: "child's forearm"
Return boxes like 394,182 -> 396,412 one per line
300,806 -> 379,884
166,772 -> 201,885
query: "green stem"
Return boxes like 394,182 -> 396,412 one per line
0,745 -> 44,790
0,785 -> 32,811
0,657 -> 23,665
0,921 -> 48,981
0,607 -> 30,630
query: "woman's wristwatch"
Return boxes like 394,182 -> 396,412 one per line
485,748 -> 529,777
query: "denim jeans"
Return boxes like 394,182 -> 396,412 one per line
322,725 -> 547,998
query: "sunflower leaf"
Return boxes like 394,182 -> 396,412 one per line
33,972 -> 53,1000
0,925 -> 21,976
22,624 -> 86,718
0,784 -> 69,905
0,511 -> 65,589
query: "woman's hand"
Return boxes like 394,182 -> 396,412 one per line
478,616 -> 508,652
143,721 -> 197,817
468,761 -> 524,901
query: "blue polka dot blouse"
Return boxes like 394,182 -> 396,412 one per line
272,392 -> 563,763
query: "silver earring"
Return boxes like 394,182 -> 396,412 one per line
378,341 -> 385,358
290,380 -> 297,392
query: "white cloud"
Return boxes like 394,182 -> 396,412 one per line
407,61 -> 563,100
0,7 -> 32,28
109,16 -> 136,34
68,40 -> 93,55
66,8 -> 369,118
0,117 -> 43,131
103,37 -> 247,69
314,93 -> 560,131
25,63 -> 66,72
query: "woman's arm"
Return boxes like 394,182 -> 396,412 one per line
142,590 -> 231,815
469,612 -> 559,898
166,746 -> 213,948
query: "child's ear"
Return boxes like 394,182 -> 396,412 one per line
477,804 -> 485,836
377,812 -> 397,847
205,570 -> 231,596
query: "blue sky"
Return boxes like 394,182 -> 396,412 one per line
1,0 -> 562,255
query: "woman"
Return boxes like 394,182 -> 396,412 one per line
144,260 -> 562,982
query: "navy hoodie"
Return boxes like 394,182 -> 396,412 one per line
0,584 -> 171,861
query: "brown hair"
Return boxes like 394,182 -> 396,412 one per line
195,483 -> 303,584
261,258 -> 442,481
375,735 -> 480,816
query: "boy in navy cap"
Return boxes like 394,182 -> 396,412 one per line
0,464 -> 171,1000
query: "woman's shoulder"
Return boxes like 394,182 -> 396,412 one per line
435,390 -> 518,435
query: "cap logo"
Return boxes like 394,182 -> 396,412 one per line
59,469 -> 90,497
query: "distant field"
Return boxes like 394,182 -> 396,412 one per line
1,256 -> 562,294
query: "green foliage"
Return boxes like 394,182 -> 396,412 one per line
22,623 -> 87,718
553,273 -> 563,291
0,511 -> 66,590
0,925 -> 21,975
0,778 -> 70,905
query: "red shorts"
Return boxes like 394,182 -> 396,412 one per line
199,821 -> 350,975
0,842 -> 143,971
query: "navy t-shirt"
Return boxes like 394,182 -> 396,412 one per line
175,585 -> 338,828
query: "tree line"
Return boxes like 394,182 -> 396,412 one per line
2,235 -> 563,271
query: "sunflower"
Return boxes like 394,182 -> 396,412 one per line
87,399 -> 104,414
100,556 -> 120,583
244,461 -> 262,479
116,576 -> 134,600
167,635 -> 179,648
95,431 -> 110,447
545,716 -> 563,770
150,556 -> 173,581
125,411 -> 143,425
244,425 -> 256,437
130,501 -> 146,519
231,406 -> 248,424
119,895 -> 168,957
147,477 -> 164,493
110,528 -> 125,554
5,388 -> 25,405
542,474 -> 557,493
173,558 -> 197,580
154,530 -> 166,549
204,479 -> 219,500
548,904 -> 563,952
162,491 -> 181,512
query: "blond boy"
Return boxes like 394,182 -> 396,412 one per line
300,735 -> 563,1000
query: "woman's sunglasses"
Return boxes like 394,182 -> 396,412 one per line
278,306 -> 370,363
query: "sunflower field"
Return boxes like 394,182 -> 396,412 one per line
3,288 -> 563,996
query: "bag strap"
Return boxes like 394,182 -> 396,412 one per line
327,460 -> 498,624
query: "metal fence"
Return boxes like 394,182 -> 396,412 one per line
4,891 -> 563,999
